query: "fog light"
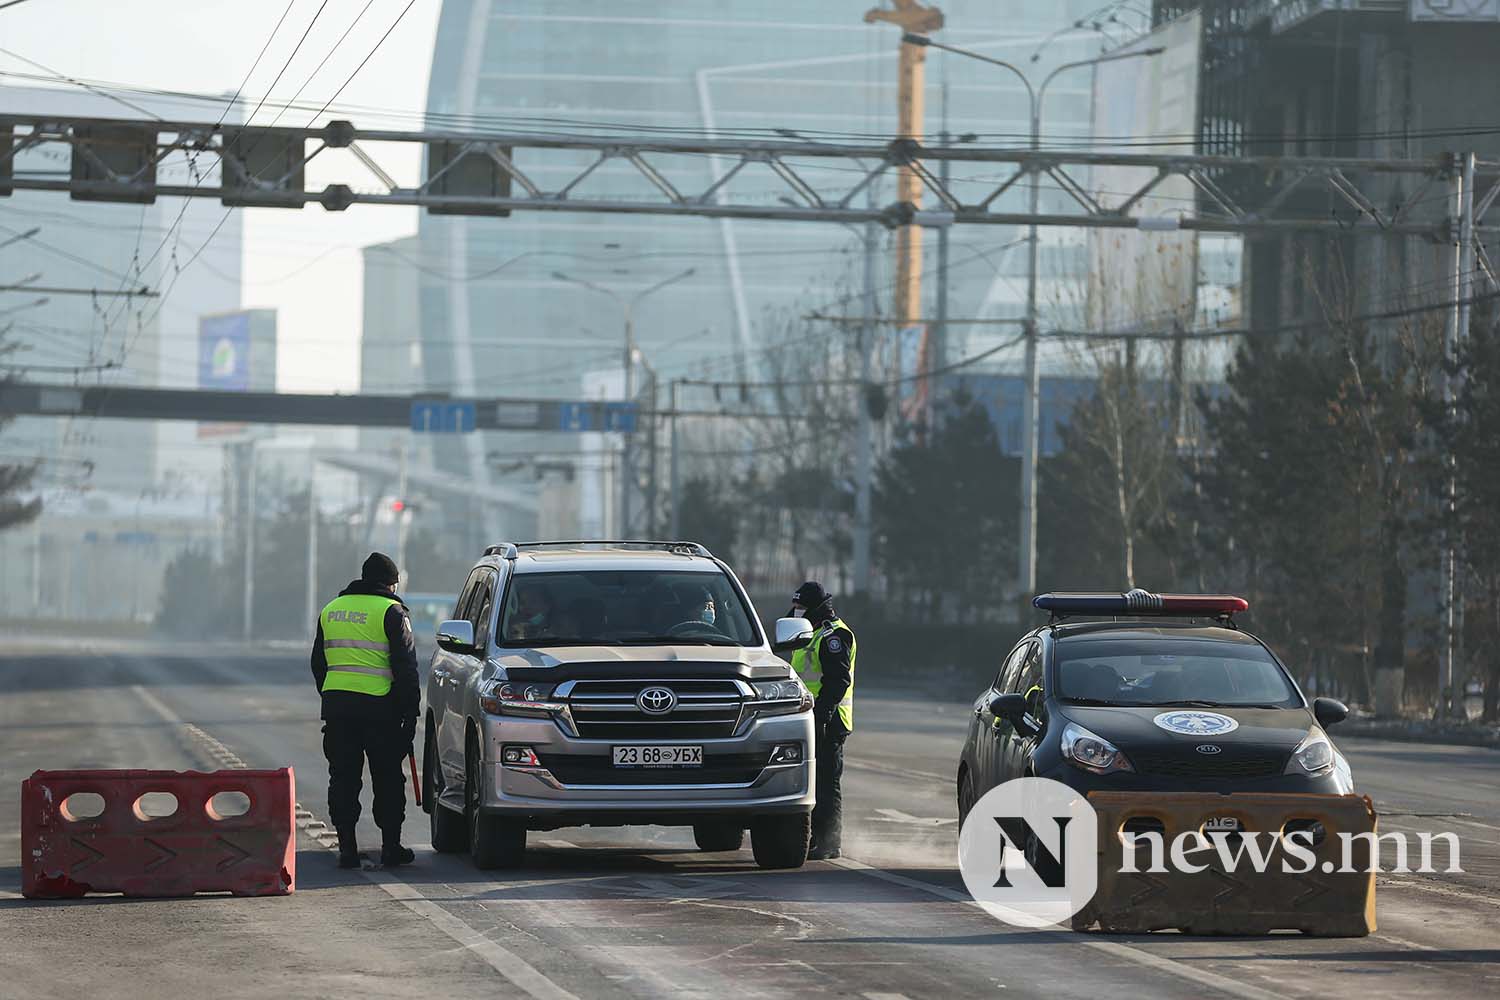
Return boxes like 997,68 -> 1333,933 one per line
769,743 -> 803,764
501,745 -> 540,767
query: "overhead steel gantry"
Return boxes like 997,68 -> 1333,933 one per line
2,112 -> 1496,240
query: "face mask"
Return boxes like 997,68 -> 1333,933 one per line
527,612 -> 546,626
790,608 -> 805,619
700,606 -> 716,625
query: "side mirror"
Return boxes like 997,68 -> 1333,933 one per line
772,617 -> 814,653
436,619 -> 478,655
1313,697 -> 1348,728
989,692 -> 1041,737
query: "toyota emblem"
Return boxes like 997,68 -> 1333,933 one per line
1195,744 -> 1222,755
636,686 -> 677,715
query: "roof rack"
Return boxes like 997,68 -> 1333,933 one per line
482,540 -> 713,559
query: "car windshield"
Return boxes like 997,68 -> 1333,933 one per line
1055,638 -> 1300,708
499,570 -> 760,647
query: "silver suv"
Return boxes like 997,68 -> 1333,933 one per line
420,541 -> 817,870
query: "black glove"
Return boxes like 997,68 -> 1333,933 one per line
401,716 -> 417,756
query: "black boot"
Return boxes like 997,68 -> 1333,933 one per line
336,826 -> 361,869
381,842 -> 415,867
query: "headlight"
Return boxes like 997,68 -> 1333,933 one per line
479,681 -> 562,717
1060,721 -> 1133,774
1285,730 -> 1335,775
751,678 -> 814,715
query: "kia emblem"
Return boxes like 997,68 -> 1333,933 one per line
1196,744 -> 1222,755
636,686 -> 677,715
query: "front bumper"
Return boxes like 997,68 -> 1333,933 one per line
476,709 -> 816,827
1039,761 -> 1353,796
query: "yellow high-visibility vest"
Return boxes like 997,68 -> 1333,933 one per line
790,617 -> 856,731
319,593 -> 398,697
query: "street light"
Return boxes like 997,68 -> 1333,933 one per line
552,267 -> 696,537
905,33 -> 1163,608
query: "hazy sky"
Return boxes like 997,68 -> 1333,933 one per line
1,0 -> 445,392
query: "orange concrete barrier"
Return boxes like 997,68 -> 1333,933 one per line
21,768 -> 296,898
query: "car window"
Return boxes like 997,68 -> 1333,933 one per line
1055,638 -> 1299,707
1004,642 -> 1038,694
467,573 -> 495,647
996,641 -> 1030,692
1015,645 -> 1046,728
453,569 -> 484,621
499,569 -> 758,647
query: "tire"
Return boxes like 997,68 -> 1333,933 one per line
466,737 -> 525,870
693,822 -> 745,852
957,769 -> 976,829
427,727 -> 468,852
750,812 -> 810,869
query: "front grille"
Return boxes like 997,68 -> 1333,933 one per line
539,751 -> 770,786
565,679 -> 745,740
1130,749 -> 1287,779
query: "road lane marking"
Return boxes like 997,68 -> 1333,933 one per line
366,870 -> 580,1000
827,857 -> 1292,1000
130,692 -> 582,1000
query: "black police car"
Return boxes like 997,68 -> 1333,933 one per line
957,591 -> 1354,822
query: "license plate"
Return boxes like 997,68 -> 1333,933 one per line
1204,816 -> 1242,833
612,745 -> 703,767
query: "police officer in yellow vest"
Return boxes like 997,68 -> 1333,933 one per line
788,581 -> 855,860
311,552 -> 420,869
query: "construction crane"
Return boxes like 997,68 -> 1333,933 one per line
864,0 -> 944,371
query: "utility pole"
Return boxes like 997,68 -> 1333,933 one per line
241,440 -> 257,642
865,1 -> 944,343
901,33 -> 1164,610
853,200 -> 880,595
1440,150 -> 1477,720
553,268 -> 695,539
395,439 -> 409,584
669,379 -> 683,539
306,464 -> 318,629
935,81 -> 951,371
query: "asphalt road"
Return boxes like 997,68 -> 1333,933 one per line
1,642 -> 1497,999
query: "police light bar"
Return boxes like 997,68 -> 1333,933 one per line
1033,589 -> 1249,617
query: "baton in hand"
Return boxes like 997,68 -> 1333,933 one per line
408,752 -> 422,807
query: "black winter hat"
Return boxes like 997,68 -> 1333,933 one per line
361,551 -> 401,586
793,581 -> 832,611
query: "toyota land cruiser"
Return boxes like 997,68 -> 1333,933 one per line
420,541 -> 817,870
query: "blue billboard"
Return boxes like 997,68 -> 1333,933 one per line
198,313 -> 252,391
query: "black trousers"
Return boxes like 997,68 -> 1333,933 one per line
812,725 -> 848,850
323,716 -> 406,841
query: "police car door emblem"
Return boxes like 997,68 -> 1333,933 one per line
636,686 -> 677,715
1152,710 -> 1239,736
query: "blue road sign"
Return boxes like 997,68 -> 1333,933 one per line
602,402 -> 638,433
410,400 -> 477,433
558,401 -> 592,432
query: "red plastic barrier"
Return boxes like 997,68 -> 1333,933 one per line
21,768 -> 296,899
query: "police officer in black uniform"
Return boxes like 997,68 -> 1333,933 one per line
789,581 -> 855,861
310,553 -> 421,869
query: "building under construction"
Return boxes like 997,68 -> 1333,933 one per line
1153,1 -> 1500,332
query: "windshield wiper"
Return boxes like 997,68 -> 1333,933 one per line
1063,696 -> 1126,706
617,635 -> 741,646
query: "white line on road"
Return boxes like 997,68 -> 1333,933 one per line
827,856 -> 1293,1000
128,687 -> 583,1000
